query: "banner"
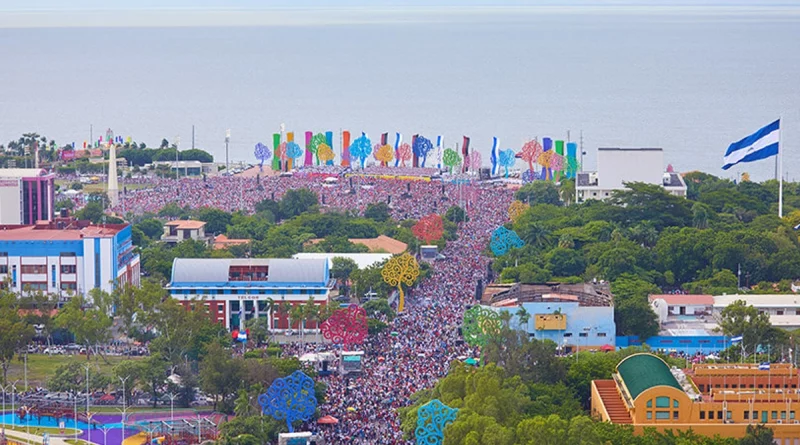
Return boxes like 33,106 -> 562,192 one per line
462,136 -> 471,173
304,131 -> 313,167
272,133 -> 281,171
325,131 -> 334,165
412,135 -> 419,168
342,131 -> 351,167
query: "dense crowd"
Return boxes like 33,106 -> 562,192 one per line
69,168 -> 513,444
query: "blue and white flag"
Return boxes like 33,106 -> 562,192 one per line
759,362 -> 771,371
722,119 -> 780,170
730,335 -> 743,344
491,137 -> 499,176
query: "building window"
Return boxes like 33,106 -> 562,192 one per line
60,282 -> 77,291
60,265 -> 77,274
564,333 -> 573,337
23,282 -> 47,291
673,411 -> 679,420
781,411 -> 787,420
646,400 -> 652,408
726,411 -> 732,420
673,400 -> 679,408
597,332 -> 607,337
0,265 -> 7,274
700,411 -> 706,420
655,411 -> 670,420
579,332 -> 588,337
655,397 -> 670,408
59,252 -> 76,257
772,411 -> 778,419
777,310 -> 784,316
0,252 -> 7,257
21,264 -> 47,274
744,411 -> 750,420
646,412 -> 652,420
708,411 -> 714,420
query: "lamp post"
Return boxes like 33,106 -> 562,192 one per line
0,384 -> 6,435
118,375 -> 129,441
100,425 -> 111,445
167,393 -> 177,424
23,406 -> 30,436
225,129 -> 231,174
73,392 -> 78,443
10,380 -> 19,430
84,364 -> 91,423
195,415 -> 203,443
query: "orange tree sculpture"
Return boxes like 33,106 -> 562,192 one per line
411,214 -> 444,243
381,253 -> 420,313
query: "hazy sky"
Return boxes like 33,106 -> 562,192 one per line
2,0 -> 799,27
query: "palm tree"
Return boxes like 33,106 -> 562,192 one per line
278,301 -> 291,332
263,298 -> 276,331
557,234 -> 574,249
290,304 -> 305,343
522,222 -> 552,250
515,306 -> 530,332
499,310 -> 513,328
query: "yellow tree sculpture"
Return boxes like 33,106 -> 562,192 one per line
381,253 -> 420,313
508,200 -> 529,224
375,144 -> 394,167
317,143 -> 335,165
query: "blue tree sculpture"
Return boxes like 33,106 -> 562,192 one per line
413,136 -> 434,168
258,370 -> 317,433
521,169 -> 535,184
499,149 -> 516,178
286,141 -> 303,167
490,226 -> 525,256
254,143 -> 272,172
349,134 -> 372,169
416,399 -> 458,445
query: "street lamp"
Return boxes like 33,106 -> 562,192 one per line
10,380 -> 19,430
84,364 -> 91,422
23,406 -> 30,436
0,384 -> 6,435
225,129 -> 231,174
167,393 -> 178,423
100,425 -> 111,445
118,376 -> 129,441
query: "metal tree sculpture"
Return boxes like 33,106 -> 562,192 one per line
413,136 -> 434,168
349,135 -> 372,169
499,149 -> 516,178
549,152 -> 564,175
507,200 -> 529,224
276,142 -> 288,169
374,144 -> 394,167
254,143 -> 272,172
464,151 -> 481,171
317,143 -> 335,165
537,150 -> 553,180
412,214 -> 444,243
521,169 -> 536,184
258,370 -> 317,433
416,399 -> 459,445
442,148 -> 462,174
381,253 -> 420,313
309,133 -> 327,165
565,157 -> 581,179
320,304 -> 368,350
518,140 -> 543,173
490,226 -> 525,256
286,141 -> 303,167
462,306 -> 502,347
396,143 -> 413,167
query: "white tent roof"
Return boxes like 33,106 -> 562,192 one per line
292,253 -> 391,270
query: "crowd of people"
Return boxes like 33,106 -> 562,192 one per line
65,167 -> 513,444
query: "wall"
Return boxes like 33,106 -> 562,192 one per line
501,302 -> 615,350
0,182 -> 22,224
617,335 -> 729,355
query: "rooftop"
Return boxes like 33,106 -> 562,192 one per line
0,221 -> 127,241
649,294 -> 714,306
170,258 -> 329,285
165,220 -> 206,230
306,235 -> 407,255
213,234 -> 250,250
484,282 -> 613,307
617,353 -> 683,400
0,168 -> 52,179
293,252 -> 392,270
713,294 -> 800,308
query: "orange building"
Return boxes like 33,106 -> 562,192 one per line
592,353 -> 800,443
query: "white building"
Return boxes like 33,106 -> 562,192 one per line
713,294 -> 800,330
576,148 -> 687,202
161,220 -> 213,244
0,220 -> 140,299
292,252 -> 392,270
0,168 -> 56,224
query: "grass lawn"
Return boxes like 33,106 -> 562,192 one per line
6,354 -> 142,388
0,425 -> 80,436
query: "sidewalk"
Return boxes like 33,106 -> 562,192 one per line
4,428 -> 77,445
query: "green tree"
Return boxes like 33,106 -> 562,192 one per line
54,290 -> 113,361
718,300 -> 773,358
200,342 -> 244,412
134,218 -> 164,240
483,329 -> 565,384
364,202 -> 391,222
445,205 -> 468,224
279,188 -> 318,218
515,181 -> 561,206
739,424 -> 774,445
197,207 -> 233,234
75,201 -> 106,224
0,292 -> 34,383
611,275 -> 660,338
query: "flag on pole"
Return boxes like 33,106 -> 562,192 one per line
759,362 -> 771,371
722,119 -> 780,170
731,335 -> 743,344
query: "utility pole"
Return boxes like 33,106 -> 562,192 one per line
225,129 -> 231,174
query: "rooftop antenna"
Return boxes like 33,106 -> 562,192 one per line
579,131 -> 586,173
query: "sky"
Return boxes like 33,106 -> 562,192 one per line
3,0 -> 800,28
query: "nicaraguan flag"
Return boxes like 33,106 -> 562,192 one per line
730,335 -> 743,344
759,362 -> 770,371
722,119 -> 780,170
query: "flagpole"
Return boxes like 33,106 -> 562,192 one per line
778,116 -> 784,218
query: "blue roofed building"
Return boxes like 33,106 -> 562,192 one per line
481,282 -> 616,352
168,258 -> 334,332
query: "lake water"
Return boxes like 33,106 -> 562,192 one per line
1,7 -> 799,180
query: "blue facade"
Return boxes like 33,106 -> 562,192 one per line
0,239 -> 83,257
617,335 -> 730,355
496,301 -> 615,350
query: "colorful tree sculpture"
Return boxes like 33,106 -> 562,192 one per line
381,253 -> 419,313
565,157 -> 581,178
537,150 -> 553,180
317,143 -> 335,165
508,200 -> 529,224
519,140 -> 543,173
549,152 -> 564,173
320,304 -> 368,350
521,169 -> 536,184
413,136 -> 434,167
254,142 -> 272,172
276,142 -> 288,170
309,133 -> 327,165
499,149 -> 516,178
412,214 -> 444,243
416,399 -> 459,445
258,370 -> 317,433
464,151 -> 482,171
442,148 -> 462,174
349,134 -> 372,169
490,226 -> 525,256
462,305 -> 502,347
397,143 -> 413,167
374,144 -> 394,167
286,141 -> 303,168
